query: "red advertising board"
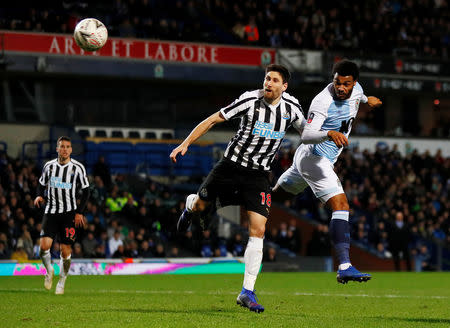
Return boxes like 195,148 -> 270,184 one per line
0,31 -> 275,67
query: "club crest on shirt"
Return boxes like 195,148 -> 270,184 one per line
282,111 -> 290,120
200,188 -> 208,198
307,113 -> 315,123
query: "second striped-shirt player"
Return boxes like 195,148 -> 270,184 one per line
170,64 -> 306,313
34,136 -> 90,295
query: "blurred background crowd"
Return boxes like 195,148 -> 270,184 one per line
1,142 -> 448,271
1,0 -> 449,58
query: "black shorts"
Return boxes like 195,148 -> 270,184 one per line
198,159 -> 272,218
40,211 -> 78,245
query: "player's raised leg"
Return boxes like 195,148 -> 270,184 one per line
55,243 -> 72,295
327,194 -> 371,284
177,194 -> 212,232
177,194 -> 198,232
39,236 -> 54,290
272,157 -> 309,203
236,211 -> 265,313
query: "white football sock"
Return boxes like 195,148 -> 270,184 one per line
339,263 -> 351,270
60,254 -> 71,278
39,249 -> 53,273
243,237 -> 263,291
185,194 -> 198,213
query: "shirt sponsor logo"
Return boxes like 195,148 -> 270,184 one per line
50,177 -> 72,189
252,120 -> 285,139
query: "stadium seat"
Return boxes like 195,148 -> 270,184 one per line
128,131 -> 140,138
161,132 -> 174,139
78,129 -> 90,139
97,142 -> 134,174
84,141 -> 99,173
95,130 -> 107,137
144,132 -> 157,139
135,143 -> 171,175
111,130 -> 124,138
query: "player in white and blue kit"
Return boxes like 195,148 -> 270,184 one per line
274,60 -> 382,283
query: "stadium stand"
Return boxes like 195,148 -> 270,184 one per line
0,0 -> 448,58
0,140 -> 448,271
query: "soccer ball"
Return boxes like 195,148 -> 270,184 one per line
73,18 -> 108,52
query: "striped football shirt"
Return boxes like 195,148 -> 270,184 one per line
220,89 -> 305,171
38,158 -> 89,214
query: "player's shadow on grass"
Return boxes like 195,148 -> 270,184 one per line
370,316 -> 450,324
85,308 -> 304,318
86,308 -> 239,316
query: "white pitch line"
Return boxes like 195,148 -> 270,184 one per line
0,288 -> 448,299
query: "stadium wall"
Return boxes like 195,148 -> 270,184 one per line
0,123 -> 49,157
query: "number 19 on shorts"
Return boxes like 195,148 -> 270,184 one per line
65,227 -> 76,239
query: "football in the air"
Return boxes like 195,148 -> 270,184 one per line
73,18 -> 108,52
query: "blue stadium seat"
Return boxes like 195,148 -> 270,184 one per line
144,132 -> 157,139
161,132 -> 174,139
135,143 -> 172,176
84,141 -> 100,173
95,130 -> 107,137
111,130 -> 124,138
128,131 -> 140,138
97,142 -> 134,174
172,144 -> 214,176
78,129 -> 90,139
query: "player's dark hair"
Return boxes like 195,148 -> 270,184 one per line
57,136 -> 71,145
332,59 -> 359,80
265,64 -> 290,83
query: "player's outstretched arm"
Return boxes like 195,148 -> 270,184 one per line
327,130 -> 348,148
360,96 -> 382,113
170,111 -> 226,163
367,96 -> 382,108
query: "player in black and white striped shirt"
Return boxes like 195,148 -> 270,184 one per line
34,136 -> 90,295
170,64 -> 305,313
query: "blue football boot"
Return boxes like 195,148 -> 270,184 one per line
236,288 -> 264,313
337,266 -> 372,284
177,209 -> 193,232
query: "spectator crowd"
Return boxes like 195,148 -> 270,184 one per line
273,142 -> 449,270
0,141 -> 449,272
0,0 -> 448,58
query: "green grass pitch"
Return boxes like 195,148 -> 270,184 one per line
0,273 -> 449,327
